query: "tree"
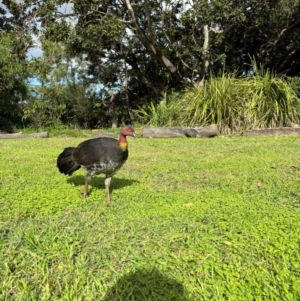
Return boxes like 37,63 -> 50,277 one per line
0,33 -> 28,131
0,0 -> 37,131
210,0 -> 300,76
3,0 -> 300,129
33,0 -> 227,125
25,39 -> 105,129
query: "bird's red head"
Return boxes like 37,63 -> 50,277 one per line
121,125 -> 136,137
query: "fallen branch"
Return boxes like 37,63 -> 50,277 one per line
243,127 -> 300,137
143,125 -> 218,138
0,132 -> 49,139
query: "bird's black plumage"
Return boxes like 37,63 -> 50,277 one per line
57,147 -> 80,176
56,125 -> 135,202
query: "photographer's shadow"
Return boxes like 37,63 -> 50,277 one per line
102,267 -> 192,301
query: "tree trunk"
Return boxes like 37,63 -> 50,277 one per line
124,0 -> 183,85
124,59 -> 135,124
198,25 -> 209,87
109,94 -> 117,129
143,125 -> 218,138
126,55 -> 165,96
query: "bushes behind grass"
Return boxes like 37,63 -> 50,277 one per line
138,72 -> 300,134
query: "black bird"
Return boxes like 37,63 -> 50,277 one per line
57,125 -> 136,202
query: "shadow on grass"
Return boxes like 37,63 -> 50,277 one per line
102,267 -> 192,301
67,175 -> 138,193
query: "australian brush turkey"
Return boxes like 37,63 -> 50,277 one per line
57,125 -> 136,202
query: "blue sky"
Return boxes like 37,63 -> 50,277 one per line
1,1 -> 73,59
26,3 -> 74,86
27,47 -> 43,58
25,3 -> 74,59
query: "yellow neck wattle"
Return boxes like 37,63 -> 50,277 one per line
119,142 -> 127,148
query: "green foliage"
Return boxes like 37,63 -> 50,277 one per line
244,64 -> 300,129
140,71 -> 300,134
0,33 -> 28,132
287,77 -> 300,98
136,93 -> 180,126
35,0 -> 300,94
1,136 -> 300,300
25,40 -> 104,130
170,74 -> 243,132
2,0 -> 300,130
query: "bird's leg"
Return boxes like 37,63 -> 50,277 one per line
82,174 -> 91,198
104,176 -> 112,203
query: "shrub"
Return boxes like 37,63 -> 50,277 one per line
137,71 -> 300,134
135,92 -> 181,127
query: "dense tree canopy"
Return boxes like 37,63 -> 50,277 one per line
0,0 -> 33,131
0,0 -> 299,130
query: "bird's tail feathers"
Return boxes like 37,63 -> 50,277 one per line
57,147 -> 80,175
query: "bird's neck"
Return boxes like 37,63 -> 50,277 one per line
119,134 -> 127,149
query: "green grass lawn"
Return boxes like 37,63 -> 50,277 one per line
0,134 -> 300,300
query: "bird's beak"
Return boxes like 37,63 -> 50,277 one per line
131,132 -> 136,138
